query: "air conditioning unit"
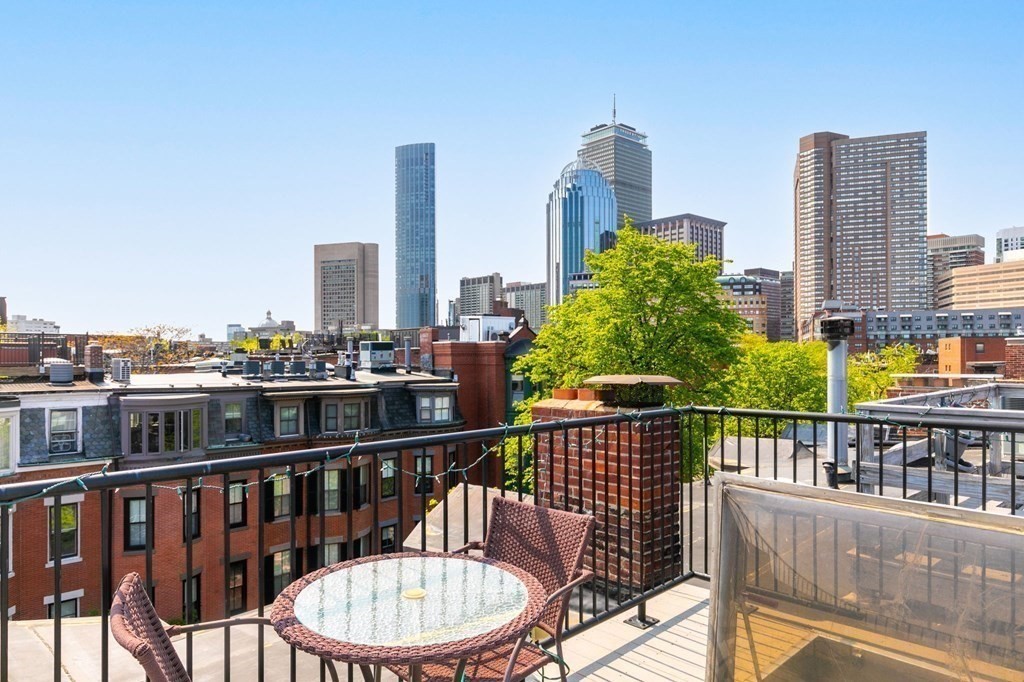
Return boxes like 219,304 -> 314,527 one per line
49,433 -> 77,454
111,357 -> 132,383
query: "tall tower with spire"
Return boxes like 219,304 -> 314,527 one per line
579,103 -> 651,229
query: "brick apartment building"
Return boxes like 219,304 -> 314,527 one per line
0,344 -> 462,622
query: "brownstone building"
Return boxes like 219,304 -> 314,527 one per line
0,350 -> 462,621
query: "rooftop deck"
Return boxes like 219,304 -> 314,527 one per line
6,580 -> 712,681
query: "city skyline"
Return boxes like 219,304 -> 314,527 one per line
2,3 -> 1022,336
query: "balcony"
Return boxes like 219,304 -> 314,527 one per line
1,406 -> 1022,681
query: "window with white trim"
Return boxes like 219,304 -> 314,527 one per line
271,476 -> 291,518
224,402 -> 244,437
380,457 -> 397,499
46,598 -> 79,619
343,402 -> 362,431
323,542 -> 342,566
323,403 -> 338,432
324,469 -> 341,511
0,412 -> 14,473
48,503 -> 79,561
228,481 -> 247,528
48,409 -> 79,455
276,403 -> 302,437
127,408 -> 204,456
416,395 -> 452,423
124,498 -> 148,551
271,550 -> 291,598
321,399 -> 368,433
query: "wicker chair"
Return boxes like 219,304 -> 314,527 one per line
389,496 -> 596,682
110,572 -> 284,682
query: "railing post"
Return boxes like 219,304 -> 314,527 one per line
1,504 -> 9,682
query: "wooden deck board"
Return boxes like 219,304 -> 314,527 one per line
550,580 -> 711,682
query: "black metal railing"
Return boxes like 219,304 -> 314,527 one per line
0,332 -> 89,367
0,405 -> 1021,681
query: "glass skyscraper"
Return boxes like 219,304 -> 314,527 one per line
395,143 -> 436,328
546,155 -> 618,306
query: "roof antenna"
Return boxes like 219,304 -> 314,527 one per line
612,94 -> 616,125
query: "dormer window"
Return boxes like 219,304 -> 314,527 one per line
417,395 -> 452,423
49,409 -> 79,455
120,395 -> 208,458
320,398 -> 369,434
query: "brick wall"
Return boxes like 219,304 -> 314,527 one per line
1004,338 -> 1024,379
532,399 -> 680,592
6,463 -> 107,619
431,341 -> 506,486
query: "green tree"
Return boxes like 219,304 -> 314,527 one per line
515,220 -> 747,404
723,335 -> 828,412
723,337 -> 918,413
848,343 -> 918,404
231,336 -> 260,353
501,397 -> 538,494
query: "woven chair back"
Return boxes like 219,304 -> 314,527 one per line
482,496 -> 595,634
110,572 -> 190,682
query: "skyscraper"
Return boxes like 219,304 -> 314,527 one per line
579,117 -> 651,228
546,156 -> 618,306
794,131 -> 928,340
995,226 -> 1024,262
779,270 -> 795,341
503,281 -> 547,328
314,242 -> 380,333
395,143 -> 436,328
634,213 -> 725,267
926,233 -> 984,307
458,273 -> 502,316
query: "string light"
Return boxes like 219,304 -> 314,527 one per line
0,405 -> 1001,509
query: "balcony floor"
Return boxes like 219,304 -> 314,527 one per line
7,580 -> 711,681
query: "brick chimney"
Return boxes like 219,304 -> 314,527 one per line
1004,337 -> 1024,380
84,343 -> 104,381
532,397 -> 680,594
419,327 -> 438,371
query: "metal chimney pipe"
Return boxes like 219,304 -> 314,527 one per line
826,336 -> 849,466
404,339 -> 412,373
820,316 -> 855,477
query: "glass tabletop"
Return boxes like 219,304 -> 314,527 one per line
292,555 -> 531,648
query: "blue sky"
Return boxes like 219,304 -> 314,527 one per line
2,2 -> 1022,337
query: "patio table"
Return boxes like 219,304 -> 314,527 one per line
270,551 -> 547,682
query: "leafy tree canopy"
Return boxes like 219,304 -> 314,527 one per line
515,220 -> 747,404
723,335 -> 918,412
